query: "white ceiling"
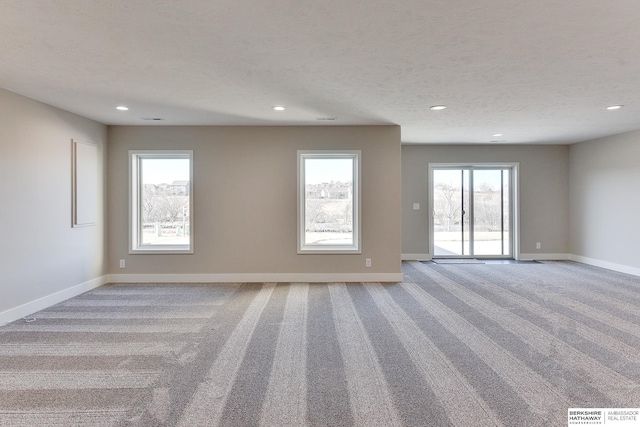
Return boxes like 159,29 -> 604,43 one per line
1,0 -> 639,144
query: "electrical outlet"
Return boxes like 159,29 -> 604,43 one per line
413,203 -> 420,210
119,259 -> 125,269
536,242 -> 541,250
365,258 -> 372,268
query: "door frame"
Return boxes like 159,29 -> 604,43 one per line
428,162 -> 520,260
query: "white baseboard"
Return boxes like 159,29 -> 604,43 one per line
570,254 -> 640,277
401,254 -> 432,261
0,275 -> 108,326
3,255 -> 637,327
107,272 -> 403,284
518,253 -> 571,261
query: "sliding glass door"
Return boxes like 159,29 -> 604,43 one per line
432,166 -> 513,258
432,169 -> 470,256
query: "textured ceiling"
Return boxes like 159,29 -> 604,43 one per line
1,0 -> 639,144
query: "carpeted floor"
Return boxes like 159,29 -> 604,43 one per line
1,261 -> 639,426
431,258 -> 485,264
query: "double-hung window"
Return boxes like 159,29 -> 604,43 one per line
129,150 -> 193,254
298,150 -> 361,253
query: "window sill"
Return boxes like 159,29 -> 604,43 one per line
130,246 -> 193,255
298,247 -> 361,255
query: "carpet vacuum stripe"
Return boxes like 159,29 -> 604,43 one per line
409,261 -> 640,407
0,371 -> 158,390
30,311 -> 213,319
399,281 -> 568,425
60,300 -> 225,307
1,262 -> 639,426
476,265 -> 640,335
259,283 -> 309,427
329,283 -> 402,427
552,263 -> 640,303
0,410 -> 126,427
176,283 -> 276,426
365,282 -> 505,426
304,284 -> 353,426
442,265 -> 640,364
0,342 -> 187,356
0,324 -> 202,334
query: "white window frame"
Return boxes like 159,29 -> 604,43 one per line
297,150 -> 361,254
428,162 -> 520,260
129,150 -> 194,254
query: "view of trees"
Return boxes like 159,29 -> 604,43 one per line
433,180 -> 507,232
141,181 -> 190,241
305,181 -> 353,233
474,183 -> 505,232
433,168 -> 510,256
433,183 -> 462,232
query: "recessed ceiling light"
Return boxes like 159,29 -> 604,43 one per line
273,106 -> 285,111
430,105 -> 447,111
116,106 -> 129,111
492,133 -> 503,137
606,105 -> 623,110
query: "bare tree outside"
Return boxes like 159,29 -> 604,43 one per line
433,182 -> 461,232
139,157 -> 190,245
303,156 -> 356,247
305,182 -> 353,238
433,168 -> 510,257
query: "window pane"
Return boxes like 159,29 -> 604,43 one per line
473,169 -> 510,256
140,158 -> 190,246
433,169 -> 467,256
304,158 -> 354,246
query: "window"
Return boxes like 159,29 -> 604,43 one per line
129,150 -> 193,254
298,150 -> 361,253
430,163 -> 517,259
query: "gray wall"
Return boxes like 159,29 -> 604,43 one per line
107,125 -> 402,276
0,88 -> 107,319
569,130 -> 640,271
3,82 -> 638,321
402,144 -> 570,258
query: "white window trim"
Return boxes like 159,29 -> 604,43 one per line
297,150 -> 361,254
129,150 -> 194,254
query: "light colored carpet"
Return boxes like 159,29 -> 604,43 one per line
432,258 -> 485,264
1,261 -> 639,426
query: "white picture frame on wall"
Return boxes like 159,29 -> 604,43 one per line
72,139 -> 98,227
